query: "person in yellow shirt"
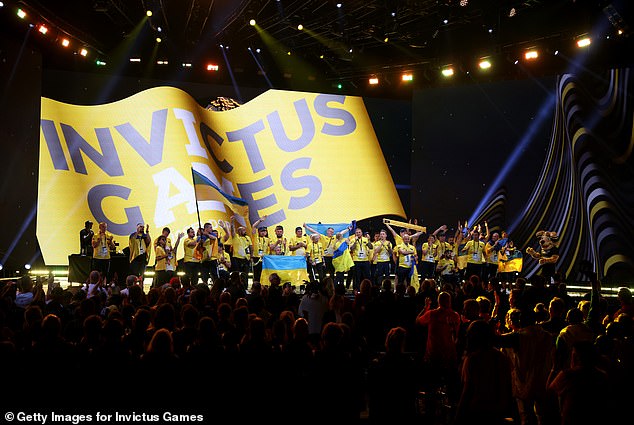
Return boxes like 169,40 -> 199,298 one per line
182,227 -> 200,284
396,233 -> 417,286
251,215 -> 270,284
483,232 -> 501,283
289,226 -> 309,257
307,233 -> 325,282
230,215 -> 253,283
154,235 -> 175,288
436,250 -> 458,286
349,227 -> 373,291
91,221 -> 116,278
216,243 -> 232,280
461,230 -> 485,281
269,225 -> 288,256
198,222 -> 219,285
128,223 -> 151,278
385,222 -> 424,277
372,229 -> 393,285
304,223 -> 338,278
420,235 -> 438,279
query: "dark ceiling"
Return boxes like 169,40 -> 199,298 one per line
2,0 -> 633,96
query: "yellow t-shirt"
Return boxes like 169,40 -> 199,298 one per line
308,241 -> 324,264
271,236 -> 288,255
435,241 -> 453,260
202,236 -> 218,262
320,235 -> 337,257
349,236 -> 371,262
373,240 -> 393,263
463,240 -> 485,264
289,235 -> 309,256
129,233 -> 150,262
397,243 -> 416,268
232,234 -> 252,259
92,233 -> 113,260
183,237 -> 199,263
421,242 -> 437,263
254,236 -> 271,258
155,245 -> 175,272
217,251 -> 231,271
437,258 -> 456,275
484,242 -> 499,265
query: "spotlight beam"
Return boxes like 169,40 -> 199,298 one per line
248,48 -> 273,88
220,46 -> 243,103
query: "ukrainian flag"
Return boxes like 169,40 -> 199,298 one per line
192,168 -> 249,217
260,255 -> 309,285
499,249 -> 523,273
305,223 -> 351,237
332,241 -> 354,273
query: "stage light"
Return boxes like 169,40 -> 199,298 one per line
618,29 -> 623,35
95,60 -> 106,66
24,264 -> 31,270
402,73 -> 413,81
129,57 -> 141,62
514,60 -> 519,65
478,60 -> 491,70
488,28 -> 493,33
369,77 -> 379,85
554,50 -> 559,55
509,8 -> 516,17
525,50 -> 539,60
336,3 -> 342,8
156,37 -> 161,43
146,10 -> 153,17
0,2 -> 4,8
157,26 -> 162,32
391,12 -> 396,17
61,38 -> 70,47
384,37 -> 389,42
0,264 -> 3,271
207,63 -> 219,71
249,19 -> 256,26
38,25 -> 48,35
157,60 -> 168,65
182,62 -> 192,67
319,54 -> 324,59
17,8 -> 26,19
256,48 -> 261,53
460,0 -> 468,6
297,24 -> 303,30
443,19 -> 448,24
576,37 -> 591,48
287,51 -> 291,55
337,83 -> 342,89
79,48 -> 88,57
348,48 -> 353,53
441,67 -> 454,77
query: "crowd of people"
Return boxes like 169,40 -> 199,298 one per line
0,218 -> 629,423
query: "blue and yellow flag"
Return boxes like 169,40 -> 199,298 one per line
499,249 -> 523,273
192,168 -> 249,218
260,255 -> 309,285
305,223 -> 351,237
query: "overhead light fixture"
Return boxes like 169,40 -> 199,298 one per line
443,19 -> 448,24
61,38 -> 70,47
488,28 -> 493,34
249,19 -> 256,26
24,264 -> 31,270
337,83 -> 343,89
207,64 -> 219,71
441,67 -> 454,77
336,3 -> 342,8
509,8 -> 516,18
146,10 -> 153,17
38,25 -> 48,35
256,48 -> 261,53
157,26 -> 162,32
402,73 -> 413,82
156,37 -> 161,43
297,24 -> 303,30
384,37 -> 389,42
79,48 -> 88,57
129,57 -> 141,62
618,29 -> 623,35
478,59 -> 491,69
17,8 -> 26,19
157,60 -> 169,65
514,60 -> 519,65
182,62 -> 192,67
319,54 -> 324,59
576,36 -> 591,48
460,0 -> 469,6
369,77 -> 379,85
95,60 -> 106,66
287,51 -> 291,55
554,50 -> 559,55
524,50 -> 539,60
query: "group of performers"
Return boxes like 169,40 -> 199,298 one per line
79,216 -> 523,289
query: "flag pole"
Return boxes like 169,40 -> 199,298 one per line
191,168 -> 202,232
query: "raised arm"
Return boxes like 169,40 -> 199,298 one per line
304,223 -> 320,235
251,215 -> 268,235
